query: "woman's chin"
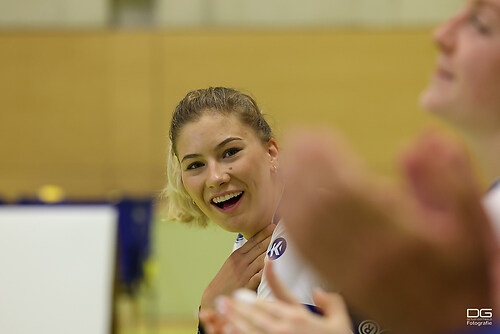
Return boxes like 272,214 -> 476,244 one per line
214,216 -> 250,235
419,88 -> 451,116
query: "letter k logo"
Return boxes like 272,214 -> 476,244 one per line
267,237 -> 287,260
270,241 -> 282,256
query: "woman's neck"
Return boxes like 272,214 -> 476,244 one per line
242,177 -> 284,240
465,129 -> 500,185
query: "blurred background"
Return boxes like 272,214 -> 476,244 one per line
0,0 -> 461,333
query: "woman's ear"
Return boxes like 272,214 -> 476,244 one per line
267,138 -> 280,171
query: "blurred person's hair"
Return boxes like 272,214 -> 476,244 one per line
164,87 -> 273,227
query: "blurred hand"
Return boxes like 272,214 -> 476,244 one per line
199,308 -> 227,334
207,261 -> 352,334
215,289 -> 352,334
280,129 -> 497,334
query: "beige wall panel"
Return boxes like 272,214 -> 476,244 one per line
0,33 -> 112,199
107,32 -> 158,195
0,29 -> 439,201
0,32 -> 166,200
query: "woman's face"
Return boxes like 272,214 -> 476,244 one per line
176,112 -> 280,238
420,0 -> 500,133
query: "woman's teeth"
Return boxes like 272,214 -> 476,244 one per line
212,191 -> 243,204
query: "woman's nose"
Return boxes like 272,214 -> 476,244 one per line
206,162 -> 230,188
433,9 -> 465,54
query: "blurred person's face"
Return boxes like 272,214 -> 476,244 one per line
176,112 -> 280,238
420,0 -> 500,133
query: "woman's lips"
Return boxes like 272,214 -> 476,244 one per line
435,68 -> 454,81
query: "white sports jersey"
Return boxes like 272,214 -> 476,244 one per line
232,221 -> 328,306
483,181 -> 500,237
232,233 -> 246,252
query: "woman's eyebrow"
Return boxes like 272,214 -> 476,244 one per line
481,0 -> 500,14
181,153 -> 202,163
215,137 -> 243,150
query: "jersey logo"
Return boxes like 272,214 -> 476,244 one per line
268,237 -> 287,260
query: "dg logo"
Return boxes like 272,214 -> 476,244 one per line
358,320 -> 380,334
267,237 -> 287,260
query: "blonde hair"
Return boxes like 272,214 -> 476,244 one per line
163,87 -> 273,227
163,141 -> 209,227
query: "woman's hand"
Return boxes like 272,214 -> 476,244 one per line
201,224 -> 275,310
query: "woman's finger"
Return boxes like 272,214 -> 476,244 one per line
239,225 -> 275,255
246,270 -> 263,291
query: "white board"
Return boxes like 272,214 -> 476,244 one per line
0,205 -> 117,334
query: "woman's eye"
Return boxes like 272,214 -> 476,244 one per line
186,162 -> 204,170
223,148 -> 241,158
469,11 -> 491,34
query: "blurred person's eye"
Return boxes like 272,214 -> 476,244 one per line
468,9 -> 492,34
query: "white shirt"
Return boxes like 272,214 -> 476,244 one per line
483,183 -> 500,237
232,221 -> 328,306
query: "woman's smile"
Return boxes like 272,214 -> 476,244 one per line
210,190 -> 244,213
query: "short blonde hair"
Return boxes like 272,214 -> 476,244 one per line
163,141 -> 209,227
163,87 -> 273,227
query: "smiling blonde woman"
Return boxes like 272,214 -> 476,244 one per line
164,87 -> 331,334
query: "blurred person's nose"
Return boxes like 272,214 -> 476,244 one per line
434,9 -> 466,54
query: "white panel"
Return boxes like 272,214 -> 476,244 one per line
0,205 -> 117,334
396,0 -> 462,26
0,0 -> 60,26
60,0 -> 109,26
154,0 -> 205,26
484,186 -> 500,238
211,0 -> 356,27
0,0 -> 108,27
321,0 -> 359,26
355,0 -> 396,26
153,0 -> 464,28
0,0 -> 467,28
